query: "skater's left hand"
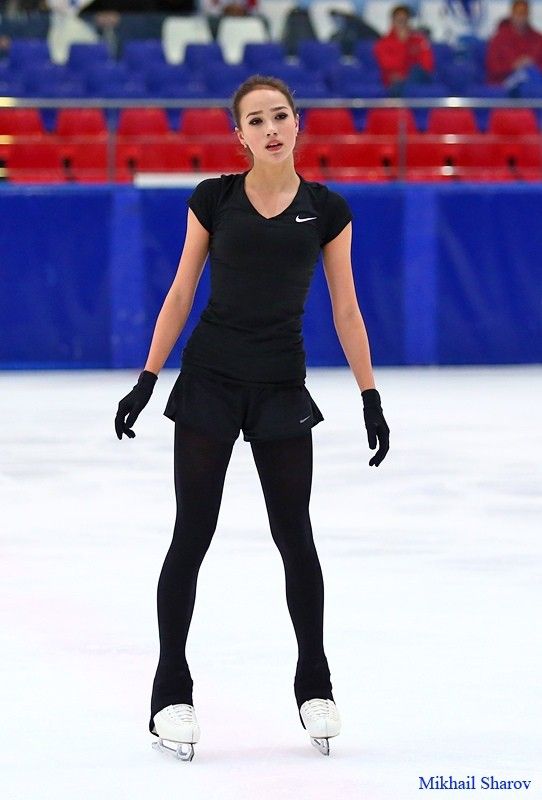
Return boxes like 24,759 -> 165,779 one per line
361,389 -> 390,467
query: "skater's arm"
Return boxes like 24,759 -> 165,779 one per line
322,223 -> 376,392
144,210 -> 209,375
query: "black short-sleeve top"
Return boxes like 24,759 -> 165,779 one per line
181,171 -> 353,385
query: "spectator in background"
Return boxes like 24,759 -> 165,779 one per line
200,0 -> 256,18
199,0 -> 258,37
77,0 -> 195,51
374,4 -> 434,94
486,0 -> 542,91
329,9 -> 380,57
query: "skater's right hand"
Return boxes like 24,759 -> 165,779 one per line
115,370 -> 158,440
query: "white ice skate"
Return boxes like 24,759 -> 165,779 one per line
151,704 -> 200,761
299,698 -> 341,756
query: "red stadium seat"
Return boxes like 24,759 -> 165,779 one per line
8,141 -> 66,183
197,141 -> 247,172
56,109 -> 108,137
116,137 -> 246,178
116,136 -> 204,179
451,135 -> 504,180
57,141 -> 109,182
303,108 -> 356,136
54,110 -> 108,182
485,111 -> 542,180
117,108 -> 170,137
327,136 -> 397,181
0,108 -> 45,136
297,135 -> 396,181
295,140 -> 332,170
488,109 -> 539,135
364,108 -> 417,135
491,134 -> 542,180
406,133 -> 512,181
179,108 -> 232,137
427,108 -> 478,134
406,134 -> 455,180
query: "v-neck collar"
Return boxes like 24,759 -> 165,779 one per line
241,171 -> 303,221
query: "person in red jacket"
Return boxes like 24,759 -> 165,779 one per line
374,4 -> 434,92
486,0 -> 542,86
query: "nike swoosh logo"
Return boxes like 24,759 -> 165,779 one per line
296,215 -> 317,223
299,415 -> 311,423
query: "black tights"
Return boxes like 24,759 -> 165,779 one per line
149,421 -> 333,732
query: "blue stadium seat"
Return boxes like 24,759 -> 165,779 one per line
457,35 -> 488,70
148,80 -> 207,99
141,64 -> 206,98
325,63 -> 383,93
91,79 -> 149,98
440,60 -> 481,94
85,63 -> 131,94
335,82 -> 386,99
268,63 -> 310,80
21,64 -> 70,95
432,42 -> 455,66
0,76 -> 25,97
354,41 -> 380,76
67,43 -> 111,73
461,83 -> 508,98
402,82 -> 450,97
202,64 -> 249,97
288,78 -> 329,98
263,63 -> 328,97
243,42 -> 286,70
183,43 -> 224,71
8,39 -> 50,70
24,78 -> 87,99
121,41 -> 167,71
298,41 -> 341,71
144,64 -> 195,93
518,81 -> 542,98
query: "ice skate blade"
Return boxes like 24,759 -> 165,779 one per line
152,738 -> 195,761
310,736 -> 330,756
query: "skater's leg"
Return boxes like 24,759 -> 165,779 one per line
249,432 -> 334,710
150,421 -> 235,732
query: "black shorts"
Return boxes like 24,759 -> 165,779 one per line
163,370 -> 324,443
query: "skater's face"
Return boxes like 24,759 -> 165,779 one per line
235,88 -> 299,164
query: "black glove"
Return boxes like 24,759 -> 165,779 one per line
361,388 -> 390,467
115,370 -> 158,440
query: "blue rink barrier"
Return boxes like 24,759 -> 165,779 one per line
0,183 -> 540,369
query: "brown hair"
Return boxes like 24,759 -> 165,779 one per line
391,4 -> 413,18
231,74 -> 298,129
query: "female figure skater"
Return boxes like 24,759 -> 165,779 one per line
115,75 -> 390,761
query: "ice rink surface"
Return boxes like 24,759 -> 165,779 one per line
1,365 -> 541,800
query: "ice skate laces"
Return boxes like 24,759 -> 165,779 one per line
305,699 -> 337,719
167,704 -> 194,723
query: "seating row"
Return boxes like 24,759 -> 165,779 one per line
1,107 -> 540,137
2,38 -> 539,99
2,135 -> 540,184
4,4 -> 542,59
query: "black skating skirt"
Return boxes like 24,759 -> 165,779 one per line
163,368 -> 324,444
